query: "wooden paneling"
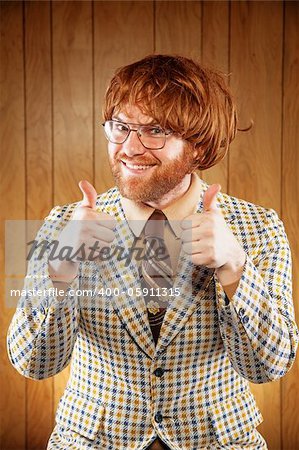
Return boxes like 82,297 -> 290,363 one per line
281,3 -> 299,450
25,1 -> 53,220
0,2 -> 26,449
230,1 -> 283,210
230,3 -> 283,449
0,2 -> 298,449
52,0 -> 93,206
155,0 -> 201,59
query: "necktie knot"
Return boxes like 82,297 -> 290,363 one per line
144,209 -> 166,239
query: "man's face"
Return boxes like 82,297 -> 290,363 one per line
107,105 -> 198,202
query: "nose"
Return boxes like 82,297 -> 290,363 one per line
122,130 -> 146,157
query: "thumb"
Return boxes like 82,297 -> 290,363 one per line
79,180 -> 97,209
203,184 -> 221,212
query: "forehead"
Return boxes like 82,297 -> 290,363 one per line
114,104 -> 155,124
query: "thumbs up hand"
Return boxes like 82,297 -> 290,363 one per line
64,179 -> 116,256
180,184 -> 246,283
78,179 -> 98,209
49,180 -> 116,285
70,178 -> 116,244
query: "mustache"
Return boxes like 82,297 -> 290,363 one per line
117,156 -> 158,166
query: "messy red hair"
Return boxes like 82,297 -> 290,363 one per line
103,54 -> 237,171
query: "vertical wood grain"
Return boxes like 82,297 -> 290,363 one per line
201,0 -> 229,192
24,2 -> 53,449
25,1 -> 53,220
52,0 -> 93,206
94,0 -> 154,194
230,1 -> 283,210
0,2 -> 26,449
155,0 -> 201,59
52,0 -> 93,414
281,3 -> 299,449
230,2 -> 283,449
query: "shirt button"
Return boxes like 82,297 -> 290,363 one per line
242,315 -> 249,324
154,367 -> 164,377
154,412 -> 163,423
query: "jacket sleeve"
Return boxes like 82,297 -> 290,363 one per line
214,208 -> 299,383
7,205 -> 81,380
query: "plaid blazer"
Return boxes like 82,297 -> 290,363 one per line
7,181 -> 299,450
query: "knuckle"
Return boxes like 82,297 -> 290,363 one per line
204,228 -> 213,238
209,249 -> 217,265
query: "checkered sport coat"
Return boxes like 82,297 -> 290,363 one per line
7,181 -> 299,450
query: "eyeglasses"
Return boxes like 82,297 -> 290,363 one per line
102,120 -> 173,150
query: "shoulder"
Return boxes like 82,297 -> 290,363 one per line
217,190 -> 284,238
219,191 -> 279,222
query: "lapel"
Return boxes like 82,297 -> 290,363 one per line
97,184 -> 236,360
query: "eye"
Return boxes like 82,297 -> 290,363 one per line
145,126 -> 164,136
114,122 -> 128,132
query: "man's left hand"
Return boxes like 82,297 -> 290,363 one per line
180,184 -> 246,288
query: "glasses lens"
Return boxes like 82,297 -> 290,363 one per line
139,125 -> 166,149
104,121 -> 129,144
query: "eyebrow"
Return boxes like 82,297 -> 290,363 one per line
112,115 -> 157,126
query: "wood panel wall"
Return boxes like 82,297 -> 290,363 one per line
0,2 -> 298,449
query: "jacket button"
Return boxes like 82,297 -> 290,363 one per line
242,315 -> 249,324
239,308 -> 245,317
154,367 -> 164,377
154,412 -> 163,423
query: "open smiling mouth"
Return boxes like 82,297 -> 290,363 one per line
121,160 -> 157,173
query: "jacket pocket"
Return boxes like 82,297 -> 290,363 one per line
207,390 -> 263,445
55,388 -> 105,441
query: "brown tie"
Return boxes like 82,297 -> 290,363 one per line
141,210 -> 173,345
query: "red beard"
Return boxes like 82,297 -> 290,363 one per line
108,149 -> 195,202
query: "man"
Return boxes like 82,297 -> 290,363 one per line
7,55 -> 298,450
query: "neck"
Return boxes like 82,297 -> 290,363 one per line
143,173 -> 192,210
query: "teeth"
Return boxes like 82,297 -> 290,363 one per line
125,162 -> 153,170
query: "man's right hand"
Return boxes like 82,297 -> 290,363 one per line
48,180 -> 116,285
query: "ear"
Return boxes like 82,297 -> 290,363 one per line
192,147 -> 200,159
191,145 -> 202,172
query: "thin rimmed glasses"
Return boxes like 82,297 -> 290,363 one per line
102,120 -> 173,150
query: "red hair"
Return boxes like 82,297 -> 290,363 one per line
103,54 -> 237,170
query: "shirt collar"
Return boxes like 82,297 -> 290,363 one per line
120,172 -> 204,238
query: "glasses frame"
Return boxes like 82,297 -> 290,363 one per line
102,119 -> 173,150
